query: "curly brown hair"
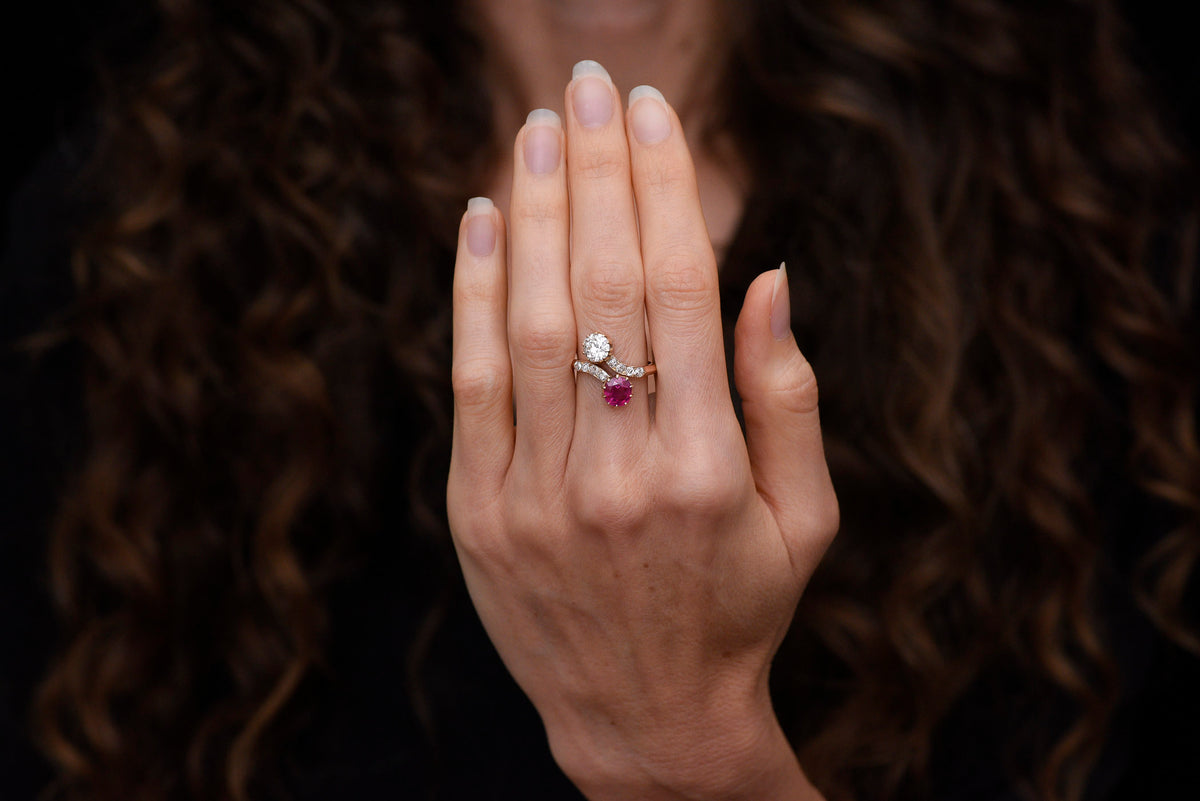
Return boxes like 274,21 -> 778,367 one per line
30,1 -> 1198,800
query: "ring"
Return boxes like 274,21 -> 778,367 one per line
572,332 -> 656,408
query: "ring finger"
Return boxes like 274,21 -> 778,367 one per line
565,61 -> 651,431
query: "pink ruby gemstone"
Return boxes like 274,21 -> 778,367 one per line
603,376 -> 633,407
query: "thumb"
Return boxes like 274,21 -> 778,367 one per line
733,264 -> 839,564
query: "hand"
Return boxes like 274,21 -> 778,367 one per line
446,61 -> 838,801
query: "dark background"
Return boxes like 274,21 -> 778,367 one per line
0,0 -> 143,236
1,1 -> 1199,233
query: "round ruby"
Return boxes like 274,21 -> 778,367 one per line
603,376 -> 633,407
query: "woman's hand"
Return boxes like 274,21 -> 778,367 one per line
446,61 -> 838,801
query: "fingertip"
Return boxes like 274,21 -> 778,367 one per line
525,108 -> 562,128
569,60 -> 616,129
734,265 -> 802,388
468,195 -> 495,216
628,84 -> 666,107
736,268 -> 785,335
572,59 -> 612,84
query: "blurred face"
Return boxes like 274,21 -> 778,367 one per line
469,0 -> 722,37
531,0 -> 671,26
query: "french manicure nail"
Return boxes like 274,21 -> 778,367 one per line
571,60 -> 614,128
628,85 -> 671,145
572,59 -> 611,82
524,109 -> 562,174
770,262 -> 791,341
466,197 -> 496,257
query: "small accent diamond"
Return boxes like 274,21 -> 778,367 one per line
582,332 -> 611,363
606,356 -> 645,378
574,361 -> 610,383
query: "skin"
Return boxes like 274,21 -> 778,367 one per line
472,0 -> 746,257
449,3 -> 840,799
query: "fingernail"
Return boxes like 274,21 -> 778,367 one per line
628,85 -> 671,144
523,109 -> 562,174
466,197 -> 496,257
770,262 -> 791,341
571,60 -> 614,128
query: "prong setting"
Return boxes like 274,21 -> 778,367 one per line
573,333 -> 654,407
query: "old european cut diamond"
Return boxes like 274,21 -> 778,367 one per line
582,332 -> 611,363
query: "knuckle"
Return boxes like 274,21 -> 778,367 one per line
451,362 -> 509,410
454,525 -> 511,570
578,258 -> 643,309
456,278 -> 494,309
795,490 -> 840,559
446,487 -> 507,563
503,503 -> 551,545
570,474 -> 648,536
814,494 -> 841,542
642,158 -> 693,196
453,269 -> 496,307
510,314 -> 575,367
575,146 -> 626,182
512,197 -> 564,226
646,247 -> 718,312
665,454 -> 744,516
766,351 -> 820,416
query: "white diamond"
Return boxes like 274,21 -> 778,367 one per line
574,361 -> 610,384
583,332 -> 611,363
606,356 -> 645,378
